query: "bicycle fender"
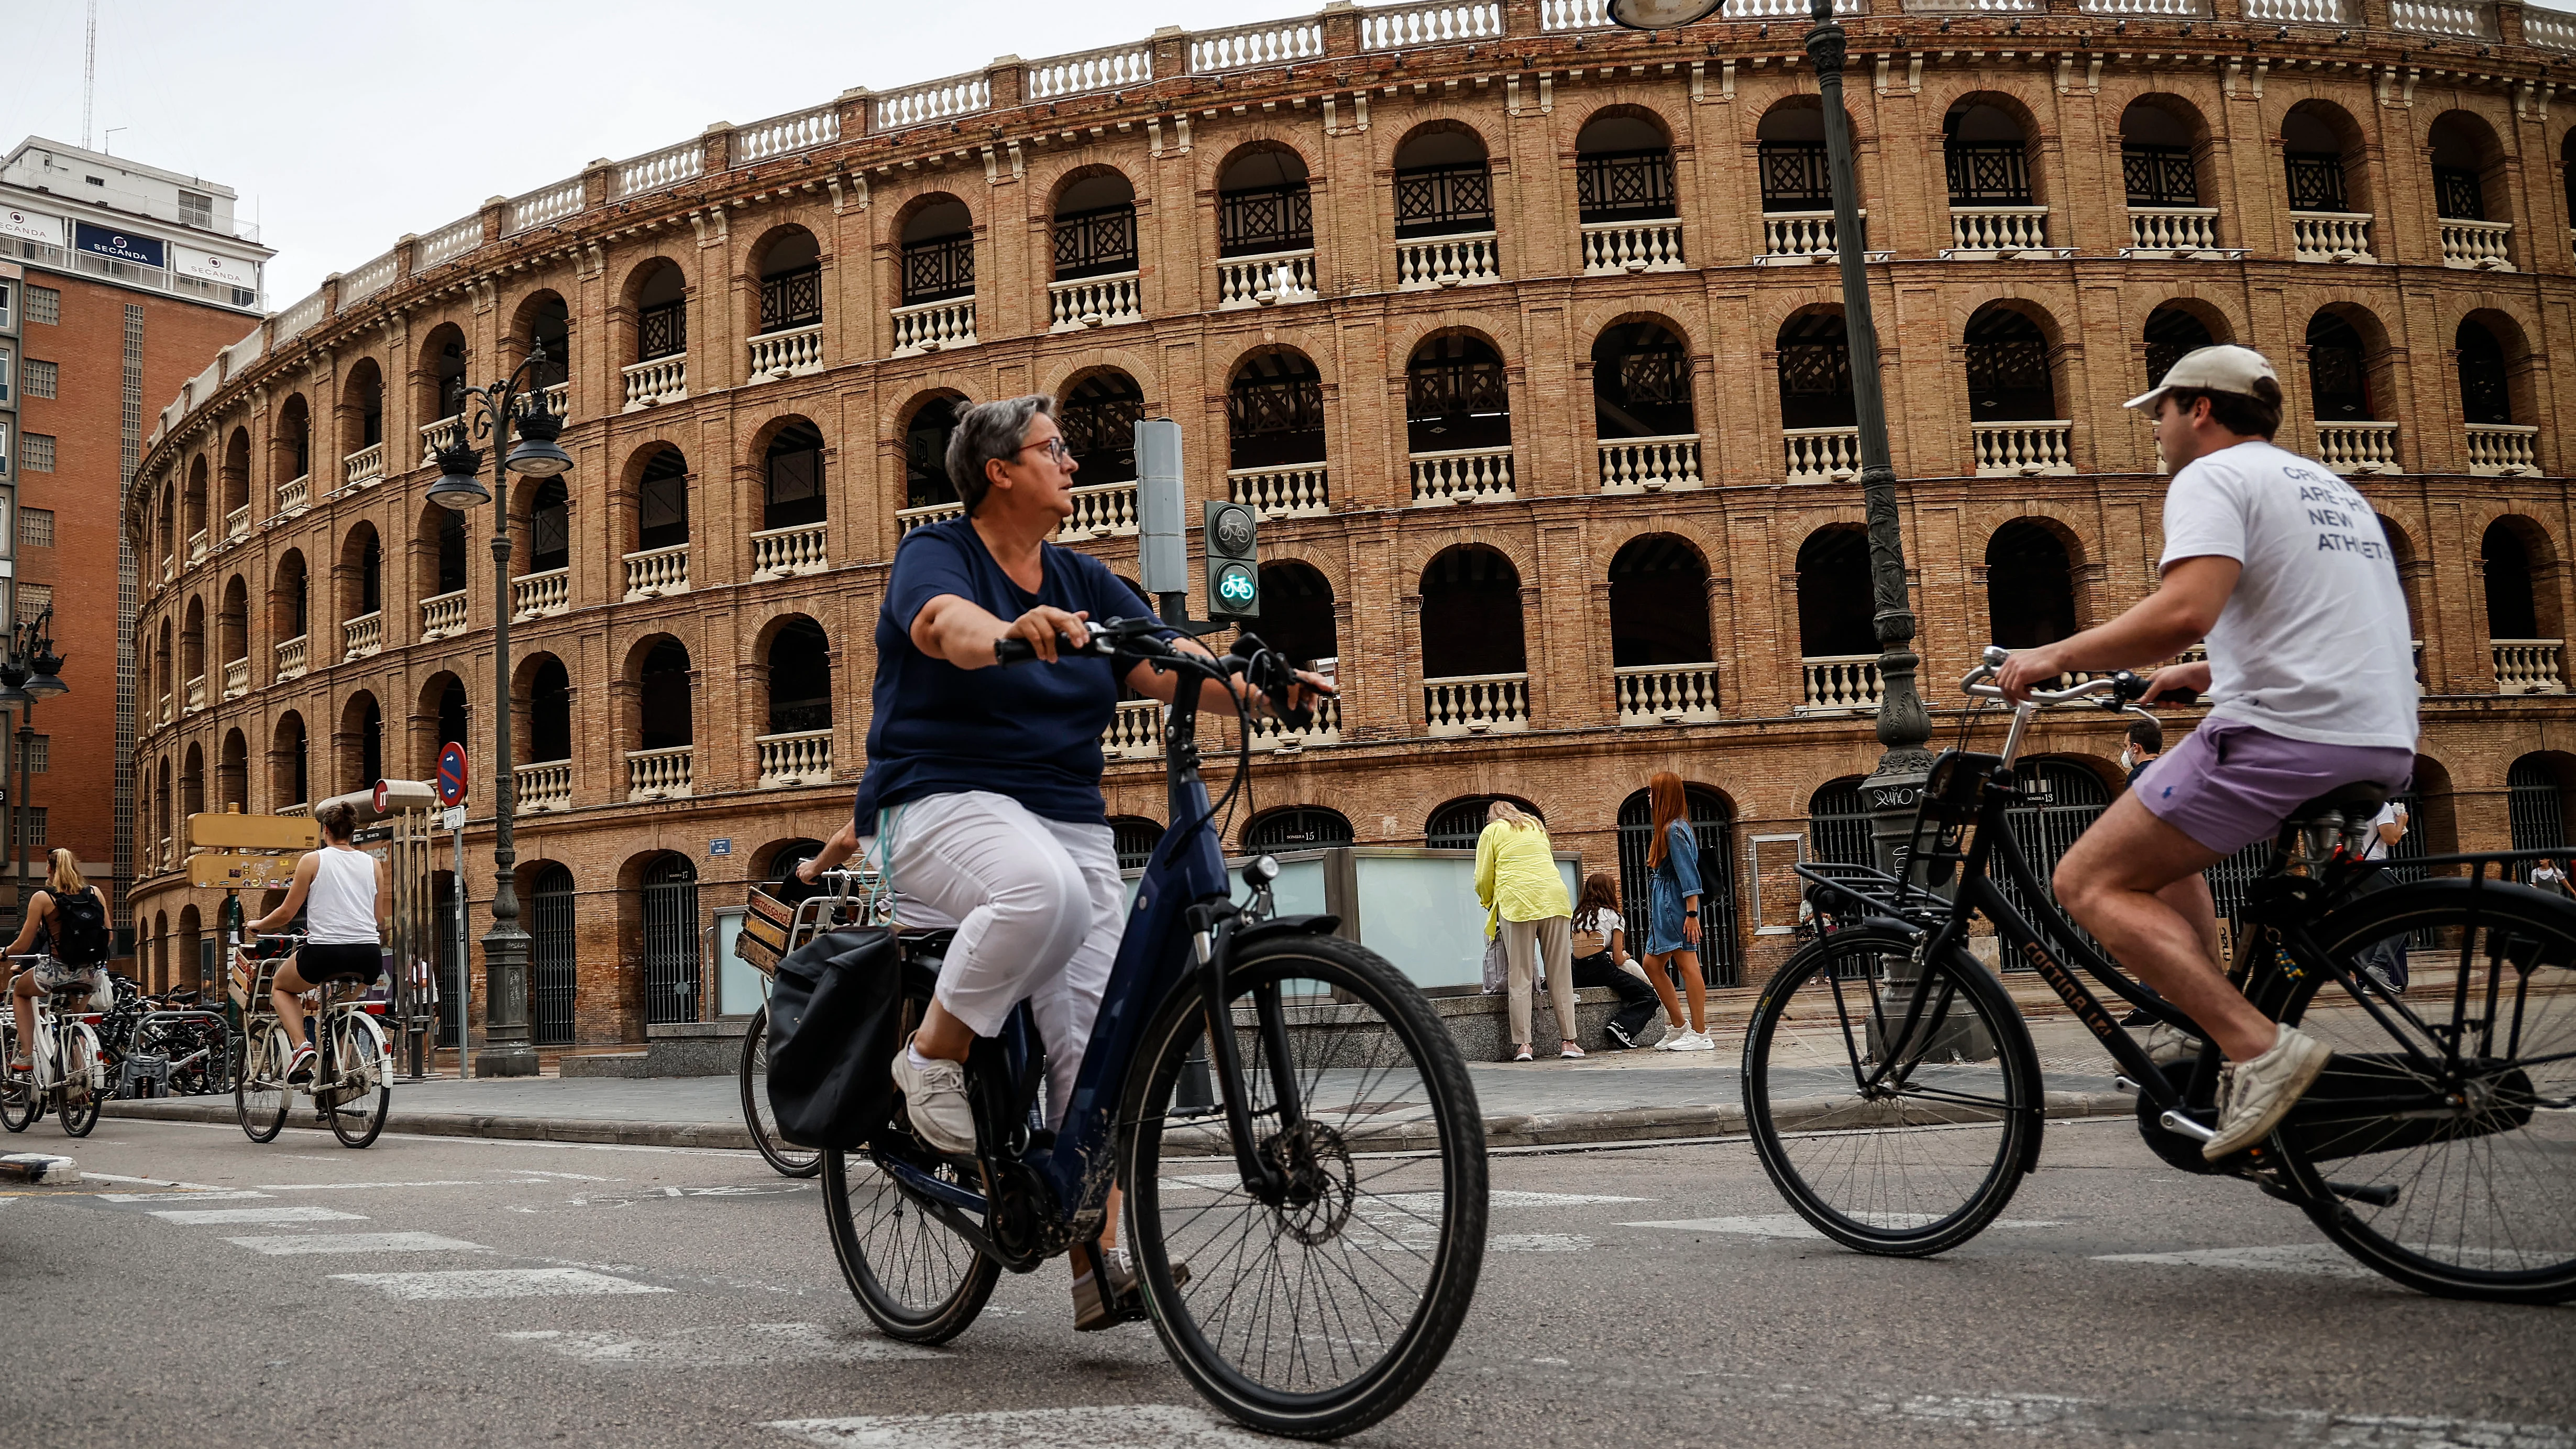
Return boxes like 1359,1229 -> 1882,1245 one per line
1231,915 -> 1342,951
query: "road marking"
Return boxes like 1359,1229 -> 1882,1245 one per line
254,1180 -> 537,1191
1492,1233 -> 1594,1253
504,1323 -> 943,1366
1622,1214 -> 2063,1240
100,1190 -> 273,1202
2090,1244 -> 2384,1279
86,1171 -> 237,1191
149,1205 -> 369,1225
1163,1176 -> 1645,1211
225,1232 -> 491,1256
330,1268 -> 671,1300
769,1405 -> 1274,1448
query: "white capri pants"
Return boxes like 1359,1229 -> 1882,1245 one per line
865,791 -> 1125,1129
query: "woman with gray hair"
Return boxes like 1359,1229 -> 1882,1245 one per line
798,393 -> 1328,1329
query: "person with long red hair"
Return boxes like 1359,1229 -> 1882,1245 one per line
1642,772 -> 1713,1050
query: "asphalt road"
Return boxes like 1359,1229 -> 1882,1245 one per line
6,1114 -> 2569,1448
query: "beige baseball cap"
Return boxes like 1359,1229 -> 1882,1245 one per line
2122,344 -> 2281,411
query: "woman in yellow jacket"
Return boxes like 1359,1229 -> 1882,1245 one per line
1476,800 -> 1580,1061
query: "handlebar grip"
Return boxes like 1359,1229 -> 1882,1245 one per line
994,637 -> 1037,665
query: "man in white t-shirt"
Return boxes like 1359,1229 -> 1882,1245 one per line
1995,345 -> 2419,1161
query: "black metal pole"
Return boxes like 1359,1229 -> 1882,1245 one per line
474,395 -> 537,1077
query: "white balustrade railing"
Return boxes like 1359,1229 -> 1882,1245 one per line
276,804 -> 309,820
512,567 -> 570,620
343,442 -> 383,487
1424,673 -> 1529,737
1539,0 -> 1607,27
339,249 -> 399,304
1047,272 -> 1143,332
1026,43 -> 1152,100
1785,426 -> 1862,482
2080,0 -> 2210,12
540,381 -> 569,420
185,674 -> 207,712
898,501 -> 965,534
222,657 -> 249,700
2126,206 -> 2220,255
621,355 -> 687,411
419,412 -> 466,467
274,634 -> 308,683
504,177 -> 585,236
747,323 -> 824,379
2528,8 -> 2576,53
615,139 -> 703,199
342,611 -> 383,662
224,504 -> 250,542
2439,219 -> 2513,271
1394,233 -> 1501,290
1598,434 -> 1703,493
1910,0 -> 2041,8
1760,210 -> 1858,262
874,72 -> 992,132
278,474 -> 310,514
188,529 -> 208,563
625,745 -> 695,802
890,298 -> 976,358
1410,446 -> 1516,506
1248,692 -> 1344,753
1215,250 -> 1316,310
2245,0 -> 2346,19
2493,641 -> 2567,696
2467,424 -> 2540,477
1615,664 -> 1722,726
1191,17 -> 1324,70
1056,481 -> 1140,540
1361,1 -> 1502,49
2289,212 -> 2374,262
623,544 -> 690,601
515,759 -> 574,815
1579,219 -> 1686,276
272,290 -> 327,342
414,215 -> 482,271
1947,206 -> 2052,256
2317,422 -> 2399,476
1723,0 -> 1862,12
1228,464 -> 1330,519
1102,699 -> 1164,762
751,522 -> 830,579
737,102 -> 840,162
756,730 -> 834,788
1972,421 -> 2076,477
420,589 -> 468,641
1800,655 -> 1883,714
2392,0 -> 2496,39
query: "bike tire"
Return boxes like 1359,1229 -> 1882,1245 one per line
58,1029 -> 99,1138
741,1005 -> 822,1179
327,1018 -> 391,1149
1742,928 -> 2043,1257
2271,880 -> 2576,1304
820,960 -> 999,1344
237,1025 -> 290,1144
1121,932 -> 1488,1441
0,1022 -> 32,1133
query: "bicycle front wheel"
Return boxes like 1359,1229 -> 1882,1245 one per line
0,1022 -> 32,1132
237,1025 -> 289,1143
1743,929 -> 2043,1256
58,1029 -> 98,1138
741,1005 -> 822,1178
2275,882 -> 2576,1304
1122,932 -> 1488,1441
326,1018 -> 391,1148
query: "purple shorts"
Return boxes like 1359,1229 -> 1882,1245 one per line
2132,719 -> 2413,855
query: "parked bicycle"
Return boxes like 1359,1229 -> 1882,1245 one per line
813,619 -> 1487,1438
235,931 -> 394,1148
736,873 -> 871,1178
1742,646 -> 2576,1304
0,956 -> 107,1138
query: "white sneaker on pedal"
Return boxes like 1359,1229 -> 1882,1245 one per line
889,1040 -> 976,1155
2203,1025 -> 2331,1161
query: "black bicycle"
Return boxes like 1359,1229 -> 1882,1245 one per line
1743,647 -> 2576,1304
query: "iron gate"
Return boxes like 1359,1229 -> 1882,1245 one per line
435,874 -> 463,1049
532,865 -> 577,1045
2507,758 -> 2568,851
1615,786 -> 1743,987
641,854 -> 702,1026
1988,760 -> 2111,964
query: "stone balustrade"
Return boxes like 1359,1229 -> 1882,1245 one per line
1248,693 -> 1344,753
1800,655 -> 1883,714
2317,422 -> 2400,476
344,442 -> 383,487
222,657 -> 249,700
2440,219 -> 2514,270
419,412 -> 466,467
224,504 -> 250,542
1394,233 -> 1501,290
1409,446 -> 1516,506
2492,640 -> 2567,695
623,543 -> 691,601
2289,211 -> 2373,262
1424,673 -> 1530,737
625,745 -> 695,802
622,354 -> 688,411
898,500 -> 965,534
747,323 -> 824,380
540,382 -> 568,419
1598,434 -> 1703,493
2466,424 -> 2539,477
1056,481 -> 1140,540
2124,206 -> 2220,256
1615,663 -> 1722,726
1227,463 -> 1330,519
756,730 -> 833,788
188,529 -> 208,563
1784,426 -> 1862,482
1758,210 -> 1857,262
278,475 -> 310,515
1972,421 -> 2076,476
185,673 -> 206,712
890,298 -> 976,358
1047,272 -> 1144,332
156,694 -> 170,727
420,589 -> 469,641
274,634 -> 309,683
751,522 -> 830,579
1215,250 -> 1316,310
1103,699 -> 1164,762
343,610 -> 383,661
512,567 -> 570,621
1578,219 -> 1686,275
515,759 -> 574,815
277,804 -> 309,819
1946,205 -> 2052,257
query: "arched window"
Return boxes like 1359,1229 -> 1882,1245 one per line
277,394 -> 312,483
1608,534 -> 1711,666
2145,306 -> 2218,392
2457,319 -> 2513,426
519,293 -> 571,392
2119,101 -> 2200,207
220,429 -> 251,530
435,506 -> 469,595
1614,785 -> 1741,985
2306,310 -> 2374,422
1061,372 -> 1144,483
2283,105 -> 2352,213
219,576 -> 249,675
641,853 -> 703,1025
426,326 -> 468,422
274,713 -> 309,808
2482,520 -> 2542,642
438,678 -> 469,758
637,639 -> 692,751
765,421 -> 828,529
345,360 -> 384,452
525,478 -> 569,575
1593,321 -> 1693,443
1796,526 -> 1875,658
1109,817 -> 1166,871
182,743 -> 205,817
1963,305 -> 2056,421
766,617 -> 832,736
1227,353 -> 1326,471
1052,172 -> 1138,281
1217,147 -> 1313,258
529,656 -> 573,763
1425,796 -> 1543,850
345,693 -> 384,790
1777,310 -> 1856,431
1944,101 -> 2032,206
531,864 -> 577,1045
1809,777 -> 1872,867
1405,335 -> 1509,453
2427,113 -> 2492,222
1243,806 -> 1355,853
901,199 -> 975,305
1392,129 -> 1492,239
634,260 -> 686,361
1574,113 -> 1676,224
1256,561 -> 1336,668
1986,521 -> 2078,650
635,446 -> 690,552
757,229 -> 822,335
904,399 -> 962,510
1419,545 -> 1525,679
1756,102 -> 1830,213
274,552 -> 309,641
216,731 -> 246,814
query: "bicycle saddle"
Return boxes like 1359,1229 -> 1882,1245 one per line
2286,781 -> 2390,824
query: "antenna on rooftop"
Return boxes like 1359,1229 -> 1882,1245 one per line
81,0 -> 97,150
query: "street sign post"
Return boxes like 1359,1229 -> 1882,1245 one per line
437,743 -> 469,1078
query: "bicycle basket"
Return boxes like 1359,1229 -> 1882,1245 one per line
1901,749 -> 2001,886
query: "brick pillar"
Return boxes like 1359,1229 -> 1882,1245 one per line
701,122 -> 735,177
835,86 -> 874,140
1322,0 -> 1361,57
1502,0 -> 1541,38
987,54 -> 1026,109
1150,25 -> 1189,80
2497,3 -> 2526,46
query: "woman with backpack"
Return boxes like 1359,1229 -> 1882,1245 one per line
5,849 -> 114,1073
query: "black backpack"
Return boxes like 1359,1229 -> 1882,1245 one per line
53,888 -> 109,966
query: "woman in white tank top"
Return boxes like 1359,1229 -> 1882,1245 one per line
249,800 -> 388,1082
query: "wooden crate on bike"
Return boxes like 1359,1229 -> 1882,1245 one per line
737,887 -> 796,977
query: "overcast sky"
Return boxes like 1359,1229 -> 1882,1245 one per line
5,0 -> 1313,304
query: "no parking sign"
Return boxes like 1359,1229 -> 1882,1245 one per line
437,743 -> 469,807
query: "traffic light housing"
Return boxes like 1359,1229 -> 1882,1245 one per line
1204,499 -> 1260,620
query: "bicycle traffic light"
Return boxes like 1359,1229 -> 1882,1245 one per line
1204,500 -> 1260,620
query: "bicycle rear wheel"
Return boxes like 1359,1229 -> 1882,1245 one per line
1743,929 -> 2043,1256
1122,932 -> 1488,1441
741,1005 -> 822,1178
57,1029 -> 98,1138
326,1018 -> 391,1148
0,1023 -> 32,1133
2274,882 -> 2576,1303
237,1024 -> 290,1143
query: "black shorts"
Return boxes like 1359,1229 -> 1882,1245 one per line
295,942 -> 383,985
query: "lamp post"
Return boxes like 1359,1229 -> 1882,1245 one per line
1608,0 -> 1935,858
428,343 -> 571,1078
0,607 -> 65,924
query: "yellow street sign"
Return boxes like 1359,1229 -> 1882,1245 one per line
188,853 -> 304,891
188,813 -> 318,851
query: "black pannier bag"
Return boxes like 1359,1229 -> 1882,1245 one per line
764,927 -> 904,1150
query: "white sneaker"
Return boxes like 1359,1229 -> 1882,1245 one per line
1669,1028 -> 1718,1053
1653,1022 -> 1690,1051
2203,1025 -> 2332,1161
890,1041 -> 977,1155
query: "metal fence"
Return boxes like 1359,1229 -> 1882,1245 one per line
641,855 -> 701,1026
532,865 -> 578,1045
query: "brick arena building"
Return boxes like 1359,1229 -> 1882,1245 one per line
125,0 -> 2576,1053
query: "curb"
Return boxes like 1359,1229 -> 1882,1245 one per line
103,1090 -> 2134,1153
0,1151 -> 82,1185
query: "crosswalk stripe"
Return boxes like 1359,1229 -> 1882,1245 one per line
149,1205 -> 368,1225
768,1406 -> 1274,1448
504,1323 -> 943,1365
225,1232 -> 490,1256
329,1268 -> 670,1300
1621,1215 -> 2063,1239
100,1190 -> 273,1203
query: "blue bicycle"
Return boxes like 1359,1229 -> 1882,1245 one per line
818,619 -> 1489,1439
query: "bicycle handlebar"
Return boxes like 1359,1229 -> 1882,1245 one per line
989,617 -> 1326,729
1960,644 -> 2160,723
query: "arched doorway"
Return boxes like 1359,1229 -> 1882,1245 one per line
1243,807 -> 1355,853
1986,521 -> 2078,649
1615,785 -> 1742,985
1809,776 -> 1872,867
1425,796 -> 1544,850
641,854 -> 702,1025
531,865 -> 577,1045
2508,755 -> 2574,852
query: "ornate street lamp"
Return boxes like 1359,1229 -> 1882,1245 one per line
0,607 -> 68,922
428,341 -> 563,1078
1606,0 -> 1934,857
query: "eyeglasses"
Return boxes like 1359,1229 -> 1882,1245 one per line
1017,436 -> 1074,466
